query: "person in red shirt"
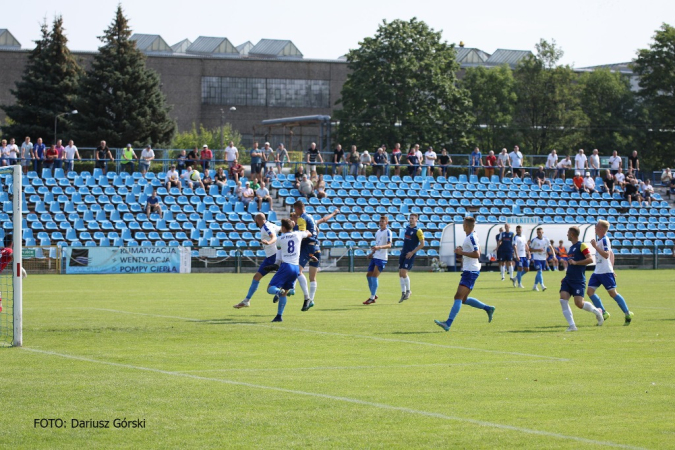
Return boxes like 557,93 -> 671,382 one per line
485,150 -> 497,180
229,159 -> 245,183
572,172 -> 584,192
0,234 -> 15,313
44,144 -> 59,169
200,145 -> 213,171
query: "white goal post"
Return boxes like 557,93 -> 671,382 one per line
0,165 -> 22,347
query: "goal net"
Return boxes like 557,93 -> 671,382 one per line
0,165 -> 22,347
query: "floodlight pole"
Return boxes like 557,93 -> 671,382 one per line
54,110 -> 78,144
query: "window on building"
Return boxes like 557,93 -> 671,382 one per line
201,77 -> 329,108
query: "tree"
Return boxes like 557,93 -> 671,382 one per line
1,16 -> 82,143
73,5 -> 176,148
171,123 -> 241,161
512,39 -> 587,154
632,23 -> 675,168
461,65 -> 516,151
335,18 -> 473,150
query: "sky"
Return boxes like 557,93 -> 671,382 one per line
3,0 -> 674,67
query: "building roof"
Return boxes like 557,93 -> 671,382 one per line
187,36 -> 239,56
485,49 -> 532,67
130,34 -> 172,53
0,29 -> 20,48
455,47 -> 490,64
577,62 -> 633,73
171,39 -> 192,54
249,39 -> 302,58
236,41 -> 254,56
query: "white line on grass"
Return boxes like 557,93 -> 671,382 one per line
90,308 -> 570,361
23,347 -> 644,450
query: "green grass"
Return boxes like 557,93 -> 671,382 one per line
2,270 -> 674,449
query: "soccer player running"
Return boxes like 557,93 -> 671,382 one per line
529,227 -> 555,291
398,213 -> 425,303
233,213 -> 280,309
512,225 -> 530,288
267,219 -> 311,322
587,220 -> 634,325
496,223 -> 515,281
364,216 -> 392,305
434,217 -> 495,331
559,226 -> 604,331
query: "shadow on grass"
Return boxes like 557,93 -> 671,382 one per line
386,331 -> 438,335
504,326 -> 564,334
196,318 -> 259,324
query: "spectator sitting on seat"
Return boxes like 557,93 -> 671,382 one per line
256,180 -> 273,211
186,147 -> 198,168
294,164 -> 305,188
359,150 -> 371,176
202,168 -> 213,188
315,174 -> 327,199
229,159 -> 245,183
299,174 -> 315,198
250,178 -> 260,192
572,171 -> 584,192
641,179 -> 654,206
534,165 -> 551,188
146,189 -> 162,218
176,149 -> 187,172
165,165 -> 182,192
624,177 -> 640,204
215,167 -> 227,188
582,172 -> 596,194
668,176 -> 675,198
235,181 -> 243,201
546,149 -> 558,179
241,181 -> 255,206
556,155 -> 572,180
181,166 -> 203,190
264,167 -> 278,183
614,167 -> 626,191
600,169 -> 614,194
309,169 -> 318,185
661,168 -> 672,186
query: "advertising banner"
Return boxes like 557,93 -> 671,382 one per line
63,247 -> 191,274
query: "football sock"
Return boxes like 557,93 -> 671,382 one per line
297,273 -> 309,298
309,281 -> 317,301
508,266 -> 514,278
536,270 -> 543,285
246,279 -> 260,300
370,277 -> 378,298
367,276 -> 373,295
277,296 -> 287,316
516,271 -> 523,283
399,277 -> 406,293
500,266 -> 505,277
446,299 -> 463,324
560,299 -> 575,327
589,294 -> 606,311
405,276 -> 411,292
582,301 -> 600,316
267,286 -> 280,296
465,297 -> 489,311
613,294 -> 629,314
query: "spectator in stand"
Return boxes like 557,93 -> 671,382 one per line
309,170 -> 318,186
315,174 -> 327,199
333,144 -> 344,176
7,138 -> 19,166
589,149 -> 600,178
63,140 -> 81,173
391,143 -> 402,177
424,146 -> 437,178
600,170 -> 615,194
614,167 -> 626,191
214,167 -> 227,188
20,136 -> 32,175
165,165 -> 182,192
261,142 -> 274,178
307,142 -> 323,174
628,150 -> 639,178
641,179 -> 654,206
1,140 -> 9,166
256,180 -> 273,211
380,144 -> 389,176
572,171 -> 584,192
32,137 -> 45,173
414,144 -> 424,177
608,150 -> 622,175
229,159 -> 245,183
407,146 -> 420,178
146,189 -> 162,218
497,148 -> 510,179
181,166 -> 204,190
556,155 -> 572,180
534,165 -> 551,188
294,164 -> 305,188
140,145 -> 155,175
264,167 -> 278,183
624,177 -> 640,204
250,142 -> 263,183
186,147 -> 198,168
556,240 -> 568,271
275,143 -> 289,174
668,176 -> 675,199
546,149 -> 558,179
44,144 -> 58,169
241,181 -> 255,207
509,145 -> 524,178
51,139 -> 64,169
202,168 -> 213,188
582,172 -> 596,194
469,147 -> 483,176
235,181 -> 243,202
299,174 -> 314,198
661,168 -> 672,186
120,143 -> 137,174
201,145 -> 213,171
224,141 -> 238,170
348,145 -> 360,177
485,150 -> 497,180
575,149 -> 588,173
176,149 -> 187,173
438,148 -> 452,178
373,147 -> 387,178
359,150 -> 371,176
95,140 -> 114,175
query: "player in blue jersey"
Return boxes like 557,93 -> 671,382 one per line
496,223 -> 515,281
267,219 -> 312,322
364,216 -> 392,304
586,220 -> 634,325
434,217 -> 495,331
559,226 -> 604,331
398,213 -> 425,303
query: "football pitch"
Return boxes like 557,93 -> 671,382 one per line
2,270 -> 674,449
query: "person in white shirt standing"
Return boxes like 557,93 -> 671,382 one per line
546,149 -> 558,179
497,148 -> 510,179
574,149 -> 588,172
20,136 -> 33,175
509,145 -> 523,178
589,149 -> 600,178
266,219 -> 312,322
363,216 -> 392,305
586,220 -> 633,325
63,140 -> 81,173
140,145 -> 155,174
224,141 -> 239,170
512,225 -> 531,288
608,150 -> 622,175
423,146 -> 437,178
529,227 -> 555,291
434,217 -> 495,331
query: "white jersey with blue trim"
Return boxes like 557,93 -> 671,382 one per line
373,228 -> 392,261
462,231 -> 481,272
594,235 -> 614,274
530,236 -> 549,261
260,221 -> 280,258
514,235 -> 528,257
278,231 -> 305,266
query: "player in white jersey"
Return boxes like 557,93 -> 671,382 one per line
512,225 -> 531,288
587,220 -> 634,325
267,219 -> 311,322
234,213 -> 280,308
434,217 -> 495,332
529,227 -> 555,291
363,216 -> 392,305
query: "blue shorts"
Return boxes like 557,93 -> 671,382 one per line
299,243 -> 321,268
399,252 -> 416,270
533,260 -> 547,271
516,257 -> 529,269
558,256 -> 568,261
256,254 -> 277,276
497,248 -> 513,262
368,258 -> 387,273
459,271 -> 480,290
268,263 -> 300,290
560,278 -> 586,297
588,273 -> 617,291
